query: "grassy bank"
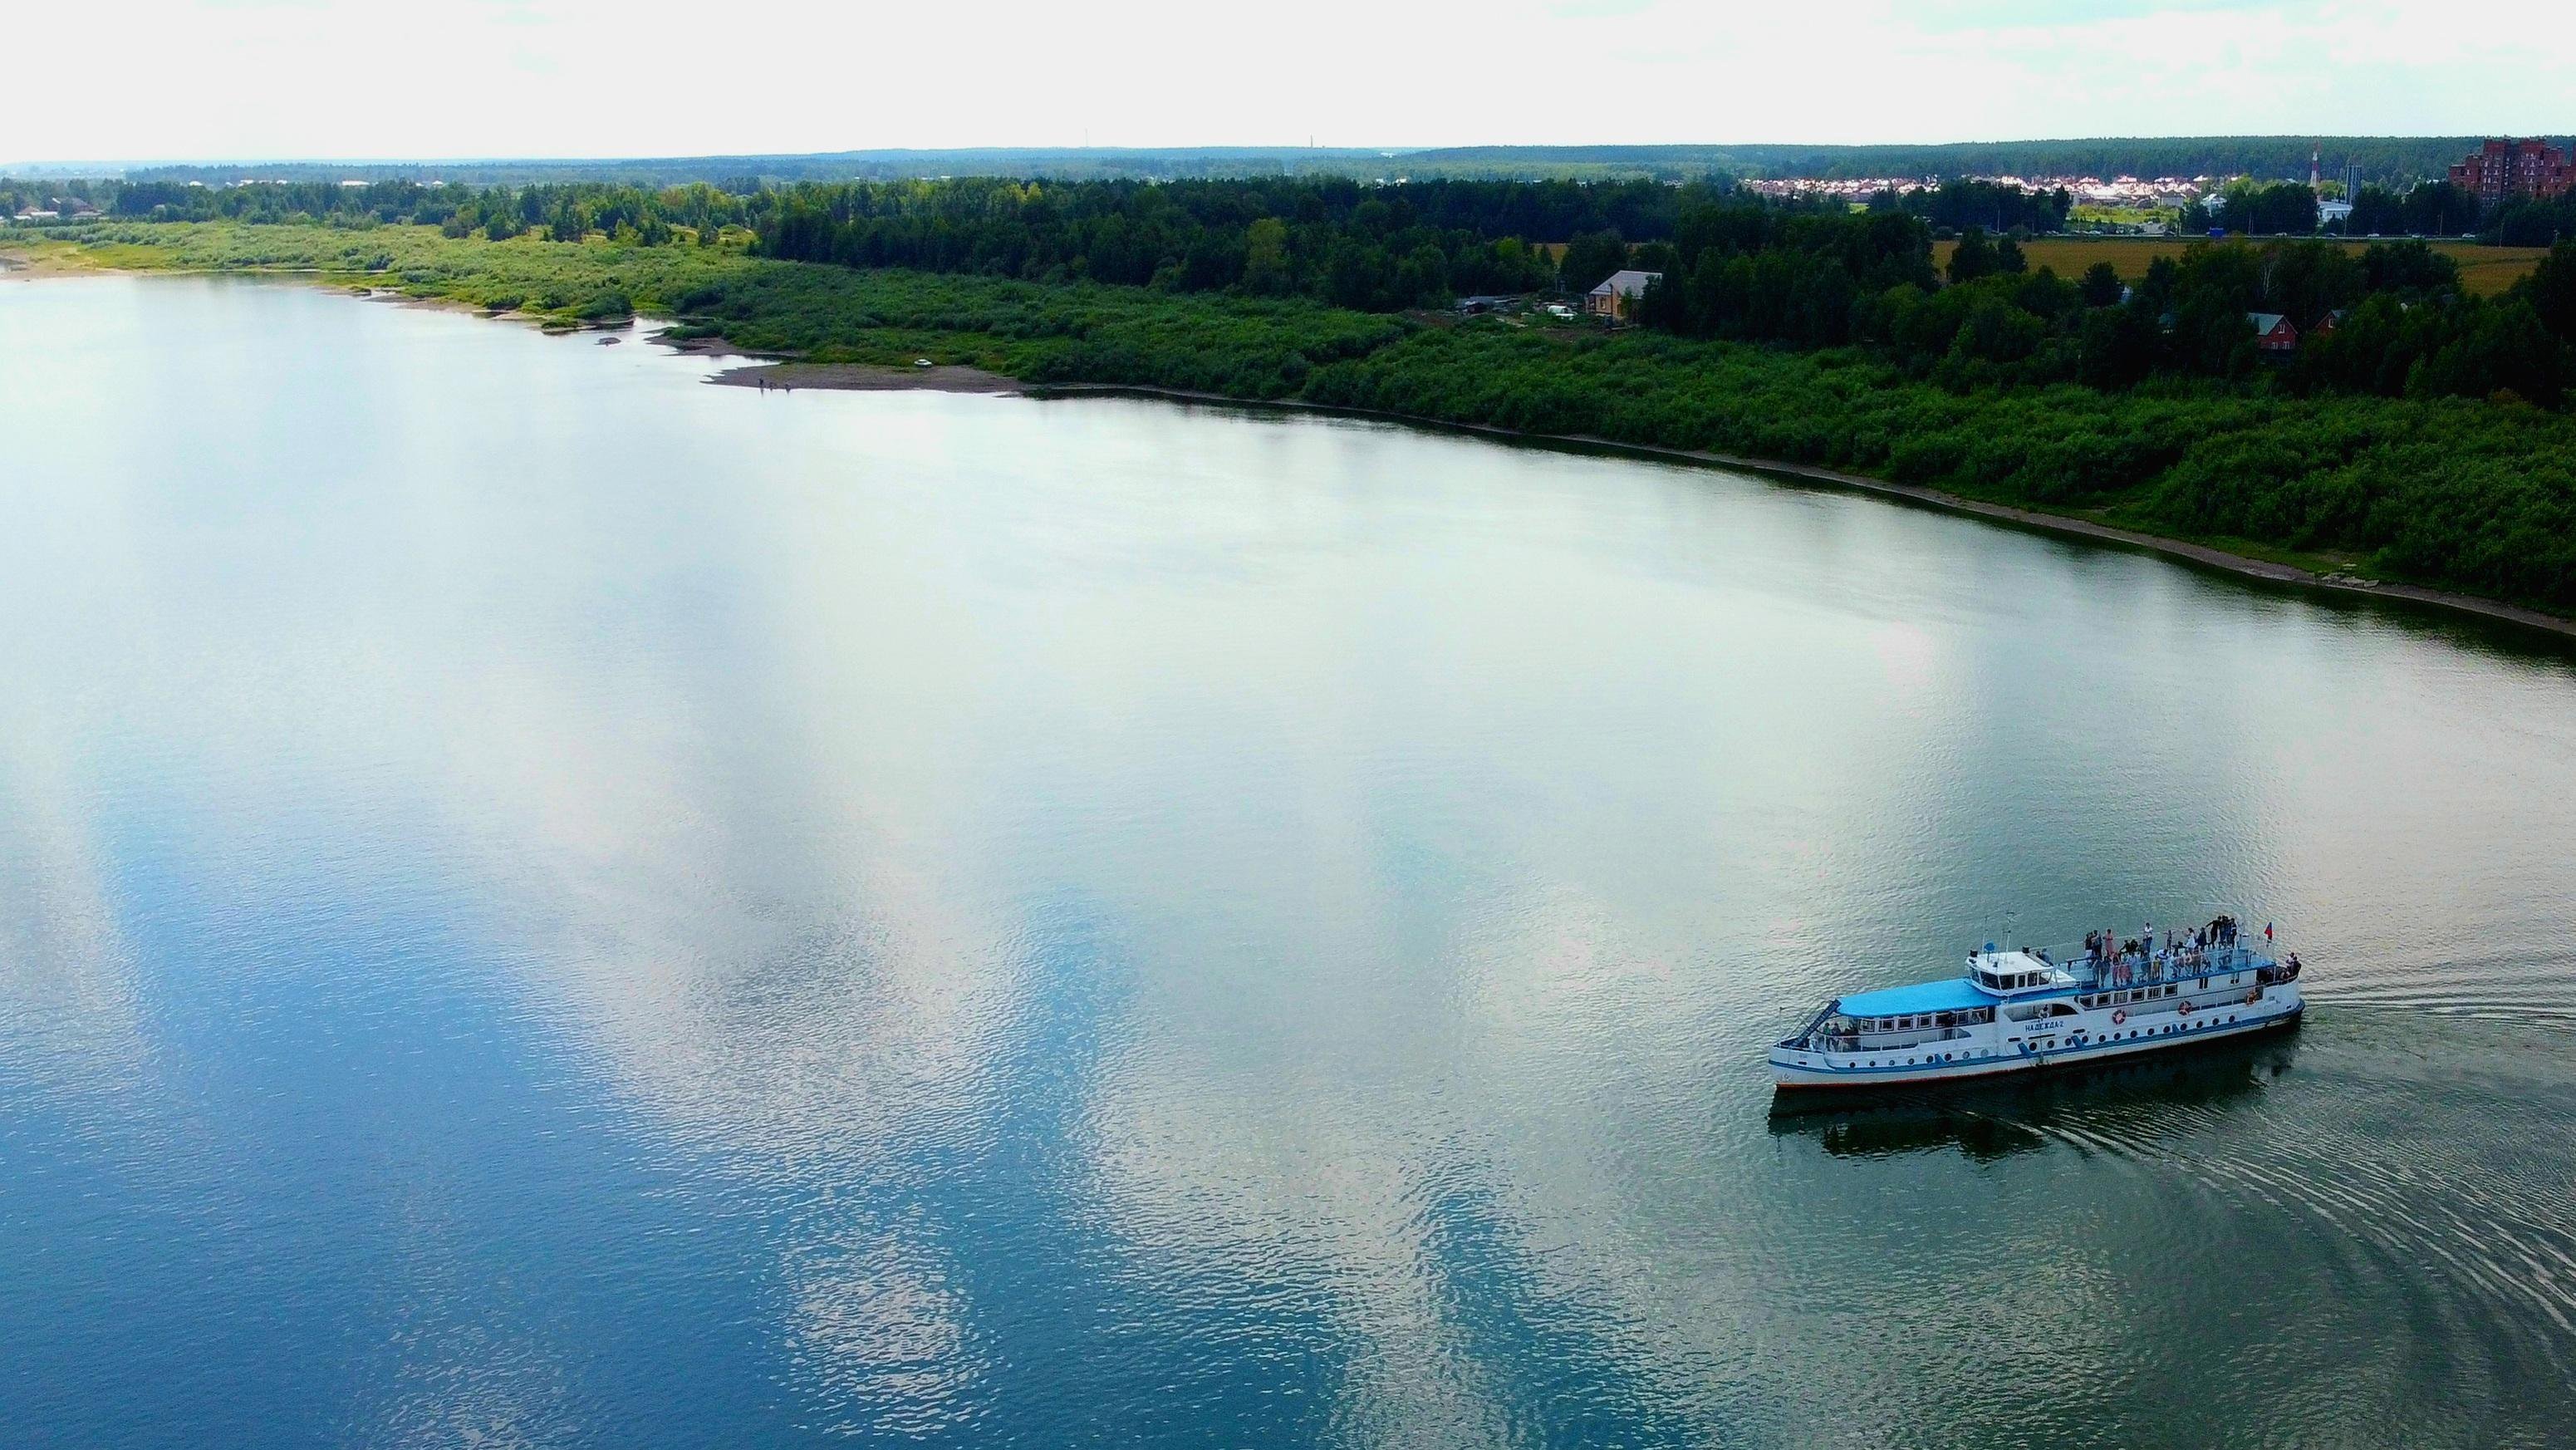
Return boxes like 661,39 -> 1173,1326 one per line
16,220 -> 2576,622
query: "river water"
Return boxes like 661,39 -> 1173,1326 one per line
4,276 -> 2574,1448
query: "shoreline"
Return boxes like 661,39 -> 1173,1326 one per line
18,255 -> 2572,644
1028,384 -> 2576,644
693,354 -> 2576,643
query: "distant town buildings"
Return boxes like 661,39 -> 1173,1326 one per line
1585,269 -> 1662,322
1740,174 -> 2215,212
2446,139 -> 2576,203
8,201 -> 91,223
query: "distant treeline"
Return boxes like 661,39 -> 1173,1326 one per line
117,148 -> 1408,189
94,136 -> 2572,190
38,165 -> 2564,263
95,177 -> 757,241
1435,138 -> 2539,187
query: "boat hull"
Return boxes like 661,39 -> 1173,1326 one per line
1770,997 -> 2304,1091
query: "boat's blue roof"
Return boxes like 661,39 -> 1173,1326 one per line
1836,976 -> 1992,1018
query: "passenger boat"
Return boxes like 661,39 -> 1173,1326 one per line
1769,916 -> 2304,1090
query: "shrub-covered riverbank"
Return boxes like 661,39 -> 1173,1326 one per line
17,220 -> 2576,620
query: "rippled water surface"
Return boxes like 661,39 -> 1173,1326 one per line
5,277 -> 2575,1448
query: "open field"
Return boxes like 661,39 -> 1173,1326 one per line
1933,237 -> 2549,295
2068,205 -> 2181,229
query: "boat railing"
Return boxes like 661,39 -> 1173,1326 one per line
2077,944 -> 2268,989
2008,934 -> 2278,988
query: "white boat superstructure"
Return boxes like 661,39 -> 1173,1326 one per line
1769,916 -> 2304,1089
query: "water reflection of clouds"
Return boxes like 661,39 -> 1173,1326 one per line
0,713 -> 150,1092
418,392 -> 1782,1440
784,1224 -> 981,1438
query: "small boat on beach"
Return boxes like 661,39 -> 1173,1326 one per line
1770,915 -> 2304,1090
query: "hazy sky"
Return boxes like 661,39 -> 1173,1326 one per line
12,0 -> 2575,163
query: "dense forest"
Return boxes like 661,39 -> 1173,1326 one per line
744,177 -> 2576,407
752,177 -> 1724,307
1637,217 -> 2576,406
1893,179 -> 2073,234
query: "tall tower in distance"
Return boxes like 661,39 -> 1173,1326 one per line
2311,145 -> 2322,189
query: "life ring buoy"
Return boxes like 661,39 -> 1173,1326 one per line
2112,1010 -> 2127,1025
2246,989 -> 2261,1005
2179,1001 -> 2193,1015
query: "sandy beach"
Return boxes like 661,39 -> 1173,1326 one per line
707,361 -> 1023,394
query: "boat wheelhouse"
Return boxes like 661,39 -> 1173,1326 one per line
1769,917 -> 2304,1089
